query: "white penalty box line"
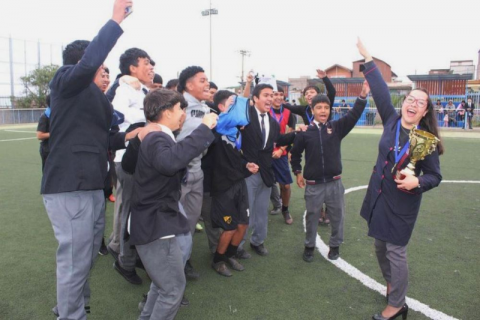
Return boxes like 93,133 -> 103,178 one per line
303,180 -> 480,320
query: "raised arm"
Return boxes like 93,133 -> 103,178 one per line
317,69 -> 336,106
53,0 -> 131,98
357,38 -> 397,124
336,81 -> 370,139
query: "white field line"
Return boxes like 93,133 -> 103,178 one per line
3,129 -> 37,133
302,180 -> 479,320
0,137 -> 37,142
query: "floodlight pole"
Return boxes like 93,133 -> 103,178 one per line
201,1 -> 218,81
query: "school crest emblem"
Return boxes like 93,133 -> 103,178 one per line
223,216 -> 232,224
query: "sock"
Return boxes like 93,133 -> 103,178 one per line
225,244 -> 238,258
282,205 -> 289,212
213,251 -> 227,264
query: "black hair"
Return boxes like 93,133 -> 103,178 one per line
62,40 -> 90,65
276,85 -> 284,93
461,100 -> 465,103
165,79 -> 179,90
119,48 -> 151,76
406,88 -> 444,155
177,66 -> 204,93
213,90 -> 235,110
150,59 -> 156,67
209,82 -> 218,90
153,74 -> 163,84
341,99 -> 345,102
302,85 -> 320,96
252,84 -> 273,101
311,94 -> 331,107
311,94 -> 333,121
143,88 -> 187,122
104,67 -> 110,74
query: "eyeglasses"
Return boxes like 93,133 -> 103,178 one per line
405,95 -> 427,108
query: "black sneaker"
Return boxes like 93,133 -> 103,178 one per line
328,246 -> 340,260
303,247 -> 314,262
98,238 -> 108,256
250,243 -> 268,256
184,260 -> 200,280
235,248 -> 251,260
113,261 -> 142,285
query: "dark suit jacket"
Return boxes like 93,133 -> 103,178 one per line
241,106 -> 296,187
41,20 -> 124,194
130,125 -> 215,245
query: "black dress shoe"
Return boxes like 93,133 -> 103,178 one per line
372,304 -> 408,320
98,238 -> 108,255
113,261 -> 142,285
303,247 -> 314,262
185,260 -> 200,280
250,243 -> 268,256
181,295 -> 189,307
328,246 -> 340,260
235,248 -> 251,259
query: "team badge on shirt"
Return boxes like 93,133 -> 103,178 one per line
223,216 -> 232,224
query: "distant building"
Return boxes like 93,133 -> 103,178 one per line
450,60 -> 474,78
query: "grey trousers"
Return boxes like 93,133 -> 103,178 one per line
201,193 -> 221,254
109,163 -> 137,271
180,170 -> 204,258
136,233 -> 191,320
374,239 -> 408,308
270,183 -> 282,209
304,179 -> 345,248
43,190 -> 105,320
242,173 -> 271,247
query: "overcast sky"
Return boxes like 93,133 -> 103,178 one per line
1,0 -> 479,90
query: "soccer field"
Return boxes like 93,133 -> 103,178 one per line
0,125 -> 479,320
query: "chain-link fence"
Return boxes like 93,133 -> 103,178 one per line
0,36 -> 63,106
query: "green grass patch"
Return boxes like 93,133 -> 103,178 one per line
0,128 -> 478,320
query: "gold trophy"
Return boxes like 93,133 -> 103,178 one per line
396,127 -> 440,179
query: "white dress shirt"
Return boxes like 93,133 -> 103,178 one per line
254,106 -> 270,148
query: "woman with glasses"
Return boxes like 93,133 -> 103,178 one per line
357,39 -> 444,320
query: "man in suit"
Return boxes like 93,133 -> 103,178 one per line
41,1 -> 132,319
465,98 -> 475,129
238,84 -> 296,257
130,89 -> 218,319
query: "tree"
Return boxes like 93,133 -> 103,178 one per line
14,65 -> 59,108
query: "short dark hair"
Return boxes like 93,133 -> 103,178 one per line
303,85 -> 320,96
209,82 -> 218,90
311,94 -> 331,107
177,66 -> 204,93
252,84 -> 273,100
143,88 -> 187,122
165,79 -> 179,90
62,40 -> 90,65
341,99 -> 345,102
119,48 -> 151,76
213,90 -> 235,110
276,85 -> 284,93
153,74 -> 163,84
104,67 -> 110,74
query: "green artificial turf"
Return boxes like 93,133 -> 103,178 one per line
0,126 -> 478,320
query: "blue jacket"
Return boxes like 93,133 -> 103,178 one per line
360,61 -> 442,246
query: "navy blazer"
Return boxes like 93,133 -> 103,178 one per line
360,61 -> 442,246
241,105 -> 296,187
41,20 -> 124,194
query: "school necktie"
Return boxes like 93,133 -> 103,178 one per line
260,114 -> 266,148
